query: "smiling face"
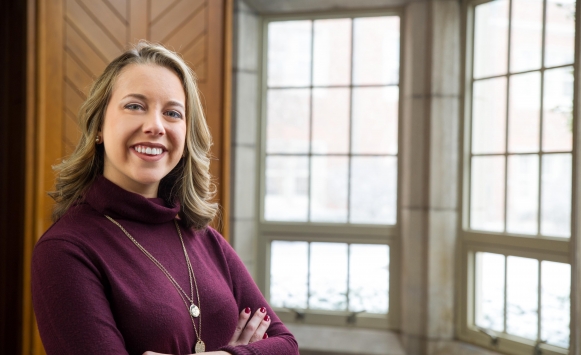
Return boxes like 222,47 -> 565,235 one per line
100,63 -> 187,198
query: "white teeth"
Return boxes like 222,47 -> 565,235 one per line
135,145 -> 163,156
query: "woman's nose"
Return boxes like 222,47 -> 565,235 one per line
142,111 -> 165,136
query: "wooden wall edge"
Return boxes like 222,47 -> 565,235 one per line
222,0 -> 233,243
21,0 -> 37,353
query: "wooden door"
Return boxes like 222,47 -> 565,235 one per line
23,0 -> 232,354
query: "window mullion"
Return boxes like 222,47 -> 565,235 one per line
346,243 -> 351,311
537,260 -> 542,342
307,20 -> 315,222
537,0 -> 548,237
307,241 -> 311,309
503,0 -> 513,234
503,255 -> 508,333
347,17 -> 355,223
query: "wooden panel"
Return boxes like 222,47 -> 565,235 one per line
162,6 -> 206,54
150,0 -> 178,23
64,81 -> 86,118
221,0 -> 233,240
129,0 -> 147,42
149,0 -> 205,43
64,111 -> 82,147
198,0 -> 224,213
78,0 -> 127,45
182,35 -> 207,80
65,22 -> 109,77
65,51 -> 94,94
65,0 -> 124,61
104,0 -> 127,22
21,0 -> 37,352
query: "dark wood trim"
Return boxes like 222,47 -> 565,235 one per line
0,0 -> 29,353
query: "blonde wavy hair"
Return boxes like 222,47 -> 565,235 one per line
50,41 -> 218,230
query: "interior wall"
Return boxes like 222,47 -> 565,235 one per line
0,0 -> 28,353
230,0 -> 261,276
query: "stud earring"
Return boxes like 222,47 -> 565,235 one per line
95,135 -> 102,144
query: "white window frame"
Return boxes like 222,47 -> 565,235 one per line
457,0 -> 579,354
255,9 -> 404,330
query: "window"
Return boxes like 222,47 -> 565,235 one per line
258,13 -> 401,329
460,0 -> 575,354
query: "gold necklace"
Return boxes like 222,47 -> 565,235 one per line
105,216 -> 206,353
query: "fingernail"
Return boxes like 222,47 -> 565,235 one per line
260,307 -> 266,313
245,307 -> 251,314
263,333 -> 268,339
264,315 -> 270,322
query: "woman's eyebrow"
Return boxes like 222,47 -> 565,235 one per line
122,93 -> 184,109
122,93 -> 147,101
166,100 -> 185,110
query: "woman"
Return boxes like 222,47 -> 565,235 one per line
31,42 -> 298,355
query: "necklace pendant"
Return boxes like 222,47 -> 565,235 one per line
195,340 -> 205,353
190,304 -> 200,318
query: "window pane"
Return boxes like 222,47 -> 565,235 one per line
309,243 -> 348,310
265,156 -> 309,221
506,256 -> 538,340
510,0 -> 543,72
268,21 -> 312,87
266,89 -> 310,154
545,0 -> 575,68
474,0 -> 509,78
313,19 -> 351,86
541,153 -> 571,237
350,156 -> 397,225
472,77 -> 507,154
311,156 -> 348,222
353,16 -> 400,85
352,87 -> 399,155
506,155 -> 539,234
270,241 -> 308,308
312,88 -> 350,154
543,67 -> 573,152
541,261 -> 571,348
475,252 -> 505,332
349,244 -> 389,314
508,72 -> 540,153
470,156 -> 505,232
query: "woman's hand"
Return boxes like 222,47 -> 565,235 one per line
229,306 -> 271,345
142,306 -> 271,355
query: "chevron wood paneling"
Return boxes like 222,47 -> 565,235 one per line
105,0 -> 128,21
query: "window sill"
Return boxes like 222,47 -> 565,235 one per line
286,324 -> 405,355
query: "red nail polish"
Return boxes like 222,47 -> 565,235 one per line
264,315 -> 270,322
245,307 -> 251,314
263,333 -> 268,339
260,307 -> 266,313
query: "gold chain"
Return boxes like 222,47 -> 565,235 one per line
105,215 -> 203,343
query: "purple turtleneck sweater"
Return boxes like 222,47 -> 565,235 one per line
31,176 -> 298,355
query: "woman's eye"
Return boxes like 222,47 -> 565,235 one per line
125,103 -> 143,111
166,110 -> 183,119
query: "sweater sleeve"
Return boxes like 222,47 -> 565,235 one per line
210,229 -> 299,355
31,238 -> 129,355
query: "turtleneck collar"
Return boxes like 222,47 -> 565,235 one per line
84,175 -> 181,224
